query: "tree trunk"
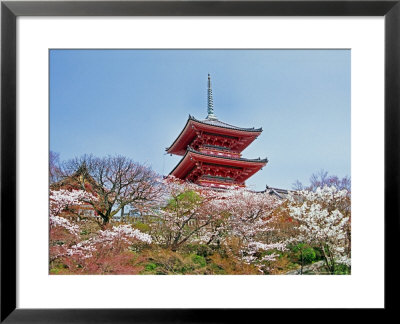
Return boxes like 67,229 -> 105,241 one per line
300,249 -> 303,275
321,245 -> 332,274
326,245 -> 335,273
171,233 -> 182,252
121,205 -> 125,222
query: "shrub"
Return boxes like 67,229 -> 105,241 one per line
145,263 -> 157,271
291,243 -> 317,265
181,244 -> 213,257
302,247 -> 317,264
133,222 -> 151,233
191,255 -> 206,267
334,263 -> 351,275
312,247 -> 324,261
208,253 -> 260,275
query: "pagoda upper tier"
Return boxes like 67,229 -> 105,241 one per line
166,115 -> 263,156
166,74 -> 267,188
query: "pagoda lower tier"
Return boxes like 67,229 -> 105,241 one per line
169,148 -> 268,189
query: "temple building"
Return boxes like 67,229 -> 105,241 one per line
166,74 -> 268,189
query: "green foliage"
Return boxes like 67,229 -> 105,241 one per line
49,263 -> 69,275
291,243 -> 305,253
133,222 -> 151,233
191,255 -> 206,267
334,263 -> 351,275
166,190 -> 202,210
49,268 -> 62,274
302,247 -> 316,264
145,262 -> 157,271
312,247 -> 324,261
290,243 -> 318,265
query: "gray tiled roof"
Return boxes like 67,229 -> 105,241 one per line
263,185 -> 292,199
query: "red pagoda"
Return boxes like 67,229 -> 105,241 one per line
166,75 -> 268,189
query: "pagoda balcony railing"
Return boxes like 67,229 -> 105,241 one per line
198,146 -> 241,159
201,175 -> 235,183
202,144 -> 232,151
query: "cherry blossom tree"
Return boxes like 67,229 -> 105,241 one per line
49,188 -> 152,274
207,187 -> 286,271
62,155 -> 164,224
150,177 -> 223,251
49,189 -> 98,264
152,177 -> 286,272
287,185 -> 351,274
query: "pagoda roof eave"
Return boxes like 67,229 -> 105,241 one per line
168,149 -> 190,176
187,147 -> 268,164
166,115 -> 263,155
189,115 -> 263,133
166,115 -> 192,153
168,148 -> 268,178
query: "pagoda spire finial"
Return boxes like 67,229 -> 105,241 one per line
207,74 -> 217,120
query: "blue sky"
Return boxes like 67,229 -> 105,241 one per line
50,49 -> 350,191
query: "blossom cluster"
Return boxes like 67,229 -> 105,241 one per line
49,189 -> 98,236
49,215 -> 80,236
49,189 -> 97,218
66,225 -> 152,260
97,225 -> 152,245
287,185 -> 351,268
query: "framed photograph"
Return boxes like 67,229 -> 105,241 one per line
1,0 -> 398,321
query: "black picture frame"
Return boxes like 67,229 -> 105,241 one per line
1,0 -> 398,322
